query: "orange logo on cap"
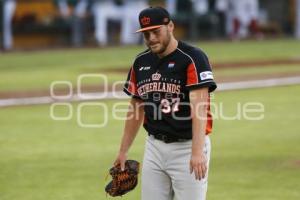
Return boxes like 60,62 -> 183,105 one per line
141,16 -> 151,26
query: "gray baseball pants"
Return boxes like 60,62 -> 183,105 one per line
141,135 -> 211,200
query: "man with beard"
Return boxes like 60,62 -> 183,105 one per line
113,7 -> 217,200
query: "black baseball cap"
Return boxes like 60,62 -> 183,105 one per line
136,7 -> 171,33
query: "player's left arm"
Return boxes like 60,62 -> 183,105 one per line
186,48 -> 216,181
189,87 -> 209,181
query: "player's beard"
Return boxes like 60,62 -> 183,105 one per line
148,30 -> 171,55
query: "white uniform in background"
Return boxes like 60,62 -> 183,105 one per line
57,0 -> 70,17
166,0 -> 208,15
58,0 -> 88,17
215,0 -> 231,35
191,0 -> 208,15
57,0 -> 89,46
215,0 -> 228,11
74,0 -> 89,17
3,0 -> 16,50
166,0 -> 177,16
231,0 -> 259,39
121,0 -> 148,44
93,0 -> 122,45
93,0 -> 148,46
296,0 -> 300,39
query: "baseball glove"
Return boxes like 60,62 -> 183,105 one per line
105,160 -> 140,197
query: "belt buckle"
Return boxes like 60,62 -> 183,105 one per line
161,135 -> 169,143
163,135 -> 174,143
156,134 -> 168,143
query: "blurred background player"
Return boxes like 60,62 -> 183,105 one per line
215,0 -> 261,40
57,0 -> 89,47
1,0 -> 299,49
92,0 -> 148,46
229,0 -> 260,40
166,0 -> 208,15
215,0 -> 229,38
165,0 -> 210,40
296,0 -> 300,39
2,0 -> 16,50
192,0 -> 209,15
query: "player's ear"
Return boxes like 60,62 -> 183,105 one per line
168,21 -> 174,32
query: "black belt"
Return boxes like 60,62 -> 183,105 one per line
149,133 -> 190,143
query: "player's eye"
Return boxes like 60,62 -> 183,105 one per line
143,32 -> 150,39
153,28 -> 161,35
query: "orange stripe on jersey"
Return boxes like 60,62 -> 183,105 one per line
206,111 -> 213,134
143,113 -> 147,125
186,63 -> 198,85
206,97 -> 213,135
127,67 -> 138,95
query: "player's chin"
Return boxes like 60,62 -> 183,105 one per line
150,45 -> 162,53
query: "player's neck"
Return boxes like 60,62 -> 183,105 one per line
157,37 -> 178,58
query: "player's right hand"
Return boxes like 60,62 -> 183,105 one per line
113,152 -> 128,171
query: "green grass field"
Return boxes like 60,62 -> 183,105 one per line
1,39 -> 300,200
1,85 -> 300,200
0,39 -> 299,92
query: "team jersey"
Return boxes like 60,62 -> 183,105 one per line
123,41 -> 217,139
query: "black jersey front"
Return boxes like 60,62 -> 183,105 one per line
124,41 -> 217,139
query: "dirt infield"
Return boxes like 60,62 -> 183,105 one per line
1,58 -> 300,99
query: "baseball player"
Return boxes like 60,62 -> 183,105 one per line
296,0 -> 300,39
2,0 -> 16,50
114,7 -> 217,200
92,0 -> 148,46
